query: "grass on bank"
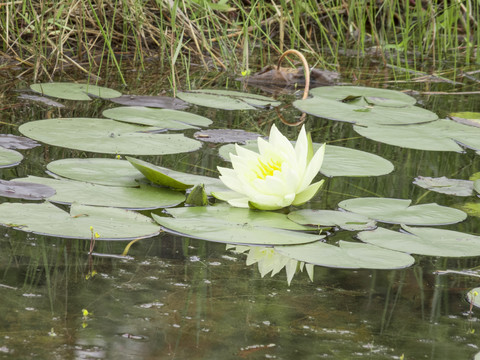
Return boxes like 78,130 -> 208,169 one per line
1,0 -> 479,83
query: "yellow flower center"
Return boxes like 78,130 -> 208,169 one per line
254,158 -> 282,180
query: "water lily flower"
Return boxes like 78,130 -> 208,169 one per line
214,124 -> 325,210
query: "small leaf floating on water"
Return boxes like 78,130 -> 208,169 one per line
0,134 -> 40,150
413,176 -> 475,196
0,147 -> 23,168
110,95 -> 189,110
30,82 -> 122,101
0,180 -> 56,200
449,111 -> 480,128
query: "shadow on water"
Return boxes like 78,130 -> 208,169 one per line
1,57 -> 480,359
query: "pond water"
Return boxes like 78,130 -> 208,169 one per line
1,60 -> 480,359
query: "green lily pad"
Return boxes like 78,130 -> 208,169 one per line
126,157 -> 227,194
0,180 -> 56,200
219,141 -> 394,177
294,86 -> 437,126
152,207 -> 322,246
0,147 -> 23,168
177,89 -> 281,110
357,225 -> 480,257
102,106 -> 212,130
110,95 -> 188,110
309,86 -> 418,107
15,176 -> 185,210
475,179 -> 480,195
19,118 -> 202,155
46,158 -> 144,187
413,176 -> 474,196
287,209 -> 376,231
0,202 -> 160,240
466,288 -> 480,308
0,134 -> 40,149
165,205 -> 312,231
354,119 -> 480,152
458,202 -> 480,218
274,240 -> 415,269
449,112 -> 480,128
338,197 -> 467,225
30,82 -> 121,101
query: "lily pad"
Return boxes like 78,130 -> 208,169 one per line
126,157 -> 227,194
0,180 -> 56,200
449,112 -> 480,128
165,205 -> 312,231
357,225 -> 480,257
219,141 -> 394,177
15,176 -> 185,210
413,176 -> 474,196
475,180 -> 480,195
353,119 -> 480,153
102,106 -> 212,130
274,240 -> 415,269
0,147 -> 23,168
294,86 -> 437,126
458,202 -> 480,218
152,208 -> 322,246
46,158 -> 144,187
0,202 -> 160,240
287,209 -> 376,231
309,85 -> 418,107
19,118 -> 202,155
18,93 -> 65,108
338,197 -> 467,225
30,82 -> 122,101
110,95 -> 188,110
466,288 -> 480,308
177,89 -> 281,110
194,129 -> 262,143
0,134 -> 40,149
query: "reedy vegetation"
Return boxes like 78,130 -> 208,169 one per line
1,0 -> 479,83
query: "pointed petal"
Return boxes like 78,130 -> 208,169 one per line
298,143 -> 326,191
292,179 -> 324,206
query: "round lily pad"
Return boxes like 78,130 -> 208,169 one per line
194,129 -> 262,143
15,176 -> 185,210
110,95 -> 188,110
19,118 -> 202,155
0,180 -> 56,200
30,82 -> 122,101
0,147 -> 23,168
102,106 -> 212,130
357,225 -> 480,257
294,89 -> 437,126
0,134 -> 40,150
338,197 -> 467,225
218,141 -> 394,177
354,119 -> 480,153
177,89 -> 281,110
47,158 -> 144,187
0,202 -> 160,240
287,209 -> 376,231
413,176 -> 474,196
152,207 -> 322,246
274,240 -> 415,269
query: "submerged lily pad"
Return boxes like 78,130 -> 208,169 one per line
15,176 -> 185,210
110,95 -> 188,110
0,147 -> 23,168
354,119 -> 480,153
413,176 -> 474,196
194,129 -> 262,143
294,86 -> 437,126
338,197 -> 467,225
152,207 -> 322,246
102,106 -> 212,130
0,134 -> 40,150
287,209 -> 376,231
274,240 -> 414,269
46,158 -> 144,187
449,112 -> 480,128
30,82 -> 121,101
0,180 -> 56,200
0,202 -> 160,240
126,157 -> 227,194
219,141 -> 394,177
19,118 -> 202,155
177,89 -> 281,110
357,225 -> 480,257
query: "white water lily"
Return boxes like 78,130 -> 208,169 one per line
214,124 -> 326,210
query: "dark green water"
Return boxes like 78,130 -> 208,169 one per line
1,61 -> 480,359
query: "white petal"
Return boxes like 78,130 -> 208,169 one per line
217,167 -> 245,194
227,197 -> 250,208
298,143 -> 326,191
294,126 -> 308,174
269,124 -> 295,155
